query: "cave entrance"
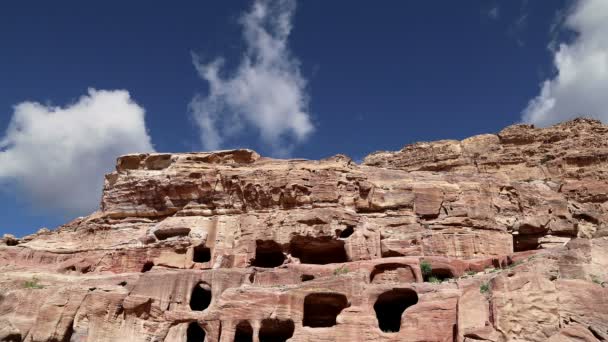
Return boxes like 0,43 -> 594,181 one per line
303,293 -> 350,328
301,274 -> 315,282
193,245 -> 211,263
251,240 -> 285,268
425,267 -> 454,282
141,261 -> 154,273
513,233 -> 541,252
289,236 -> 348,265
190,282 -> 212,311
374,288 -> 418,333
186,322 -> 206,342
259,319 -> 294,342
338,226 -> 354,238
3,333 -> 21,342
234,321 -> 253,342
154,228 -> 190,240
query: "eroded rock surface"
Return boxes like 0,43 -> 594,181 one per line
1,118 -> 608,341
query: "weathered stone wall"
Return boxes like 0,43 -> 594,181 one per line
1,118 -> 607,341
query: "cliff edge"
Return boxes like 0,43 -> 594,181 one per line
1,118 -> 607,341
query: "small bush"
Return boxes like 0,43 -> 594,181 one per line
428,276 -> 441,284
480,283 -> 490,294
333,265 -> 349,276
466,270 -> 477,276
24,277 -> 44,289
420,260 -> 432,276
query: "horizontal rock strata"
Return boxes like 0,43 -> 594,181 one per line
1,118 -> 607,341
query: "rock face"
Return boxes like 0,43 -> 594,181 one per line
1,118 -> 608,342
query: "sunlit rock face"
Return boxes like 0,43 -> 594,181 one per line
1,118 -> 608,342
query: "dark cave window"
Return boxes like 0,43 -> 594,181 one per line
186,322 -> 206,342
190,282 -> 212,311
301,274 -> 315,282
193,245 -> 211,263
289,236 -> 348,265
234,321 -> 253,342
141,261 -> 154,273
513,234 -> 541,252
424,267 -> 454,282
374,288 -> 418,333
3,333 -> 21,342
251,240 -> 285,268
303,293 -> 350,328
154,228 -> 191,240
259,319 -> 294,342
338,226 -> 355,238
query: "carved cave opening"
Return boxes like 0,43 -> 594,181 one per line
338,226 -> 355,238
374,288 -> 418,333
186,322 -> 206,342
3,333 -> 21,342
303,293 -> 350,328
193,245 -> 211,263
190,282 -> 212,311
234,321 -> 253,342
289,236 -> 348,265
259,318 -> 294,342
5,238 -> 18,246
141,261 -> 154,273
424,267 -> 454,282
154,228 -> 191,240
251,240 -> 286,268
513,233 -> 541,252
301,274 -> 315,282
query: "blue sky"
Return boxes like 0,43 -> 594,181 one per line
2,0 -> 608,236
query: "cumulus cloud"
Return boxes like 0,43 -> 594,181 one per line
522,0 -> 608,126
0,89 -> 155,216
190,0 -> 314,156
488,5 -> 500,20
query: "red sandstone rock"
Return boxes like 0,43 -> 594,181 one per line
1,119 -> 608,341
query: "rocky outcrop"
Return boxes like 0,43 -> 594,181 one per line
1,118 -> 607,341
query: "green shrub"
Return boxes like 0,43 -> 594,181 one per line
24,277 -> 44,289
333,265 -> 349,276
466,270 -> 477,276
428,276 -> 441,284
480,283 -> 490,294
420,260 -> 432,276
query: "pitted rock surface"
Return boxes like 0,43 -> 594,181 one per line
1,118 -> 607,341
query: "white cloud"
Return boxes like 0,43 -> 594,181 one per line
190,0 -> 314,156
522,0 -> 608,126
488,5 -> 500,20
0,89 -> 155,216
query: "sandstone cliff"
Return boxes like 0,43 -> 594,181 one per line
1,118 -> 607,342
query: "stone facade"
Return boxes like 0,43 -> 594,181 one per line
1,118 -> 607,341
